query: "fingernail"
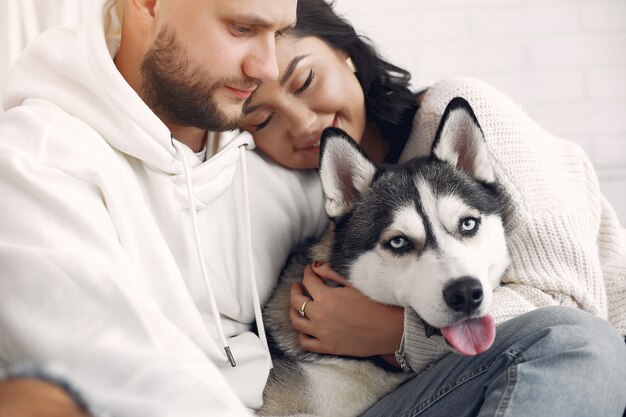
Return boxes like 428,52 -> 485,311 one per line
312,261 -> 323,267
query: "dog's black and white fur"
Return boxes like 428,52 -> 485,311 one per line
259,98 -> 510,417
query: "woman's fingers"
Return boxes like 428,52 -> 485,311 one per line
289,304 -> 316,336
289,307 -> 335,354
291,263 -> 337,317
289,267 -> 316,333
287,261 -> 404,357
289,278 -> 310,313
310,262 -> 351,287
300,264 -> 330,300
298,331 -> 328,354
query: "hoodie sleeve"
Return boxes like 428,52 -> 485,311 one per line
0,109 -> 253,417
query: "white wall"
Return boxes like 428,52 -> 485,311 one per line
335,0 -> 626,225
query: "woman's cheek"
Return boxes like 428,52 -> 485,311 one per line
327,70 -> 366,142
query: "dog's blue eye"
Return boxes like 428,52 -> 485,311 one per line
390,237 -> 407,248
459,217 -> 479,235
385,236 -> 414,254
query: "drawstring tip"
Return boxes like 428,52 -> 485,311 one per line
225,346 -> 236,367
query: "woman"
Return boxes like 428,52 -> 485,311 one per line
242,0 -> 416,363
242,0 -> 417,170
240,0 -> 626,416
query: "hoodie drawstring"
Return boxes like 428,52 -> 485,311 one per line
238,145 -> 272,368
172,138 -> 272,369
172,140 -> 236,367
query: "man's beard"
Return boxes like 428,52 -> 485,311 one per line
140,26 -> 258,132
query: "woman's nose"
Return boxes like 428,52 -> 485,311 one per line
286,105 -> 318,139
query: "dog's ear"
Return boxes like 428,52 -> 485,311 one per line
431,97 -> 495,183
319,127 -> 376,218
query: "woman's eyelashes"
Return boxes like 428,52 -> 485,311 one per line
294,69 -> 315,95
253,113 -> 274,131
252,69 -> 316,132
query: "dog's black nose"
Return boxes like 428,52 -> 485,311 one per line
443,277 -> 484,314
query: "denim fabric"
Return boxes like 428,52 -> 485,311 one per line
360,307 -> 626,417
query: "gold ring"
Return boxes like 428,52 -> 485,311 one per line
299,300 -> 310,318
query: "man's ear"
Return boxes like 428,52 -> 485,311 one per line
126,0 -> 159,32
431,97 -> 495,184
319,128 -> 377,218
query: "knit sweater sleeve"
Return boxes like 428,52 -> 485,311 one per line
398,77 -> 626,374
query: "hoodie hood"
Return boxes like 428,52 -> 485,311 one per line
2,0 -> 184,173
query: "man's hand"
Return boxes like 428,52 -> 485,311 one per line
289,262 -> 404,358
0,379 -> 89,417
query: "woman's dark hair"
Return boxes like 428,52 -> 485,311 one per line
291,0 -> 417,159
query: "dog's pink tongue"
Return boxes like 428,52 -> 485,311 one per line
440,315 -> 495,356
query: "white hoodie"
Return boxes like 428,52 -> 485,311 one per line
0,1 -> 326,415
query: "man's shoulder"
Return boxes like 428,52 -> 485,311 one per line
245,149 -> 321,199
0,99 -> 110,164
244,149 -> 328,258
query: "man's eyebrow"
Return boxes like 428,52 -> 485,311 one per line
280,54 -> 310,87
278,20 -> 297,35
234,14 -> 295,32
233,14 -> 274,27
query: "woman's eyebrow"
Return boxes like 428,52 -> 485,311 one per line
245,54 -> 311,115
279,54 -> 310,87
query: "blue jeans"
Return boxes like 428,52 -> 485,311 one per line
360,307 -> 626,417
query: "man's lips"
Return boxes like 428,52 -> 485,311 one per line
225,86 -> 256,100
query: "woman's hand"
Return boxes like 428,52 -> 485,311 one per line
289,262 -> 404,358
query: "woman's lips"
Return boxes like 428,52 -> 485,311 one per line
300,116 -> 340,153
301,139 -> 321,154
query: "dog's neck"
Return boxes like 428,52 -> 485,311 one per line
309,222 -> 335,263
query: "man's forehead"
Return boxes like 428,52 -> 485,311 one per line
218,0 -> 297,28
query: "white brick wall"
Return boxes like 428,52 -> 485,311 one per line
1,0 -> 625,223
335,0 -> 626,225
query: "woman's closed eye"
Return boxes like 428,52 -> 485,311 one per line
251,69 -> 316,132
294,69 -> 315,95
252,113 -> 274,131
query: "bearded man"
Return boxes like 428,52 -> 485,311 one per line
0,0 -> 327,415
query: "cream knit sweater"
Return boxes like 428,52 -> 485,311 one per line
400,77 -> 626,374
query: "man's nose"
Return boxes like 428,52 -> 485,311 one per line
242,35 -> 280,82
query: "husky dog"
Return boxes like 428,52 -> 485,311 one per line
259,97 -> 510,417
